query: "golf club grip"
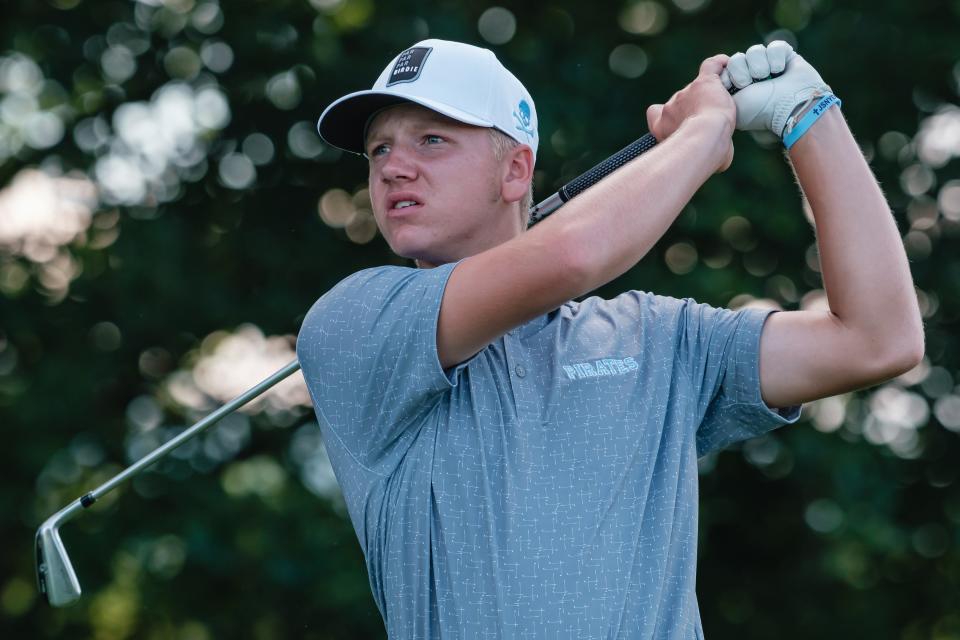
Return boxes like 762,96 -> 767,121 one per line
527,133 -> 658,226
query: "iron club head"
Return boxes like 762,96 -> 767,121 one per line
36,513 -> 82,607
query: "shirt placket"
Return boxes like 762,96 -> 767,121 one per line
503,329 -> 543,421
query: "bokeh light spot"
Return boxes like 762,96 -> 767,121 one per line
126,395 -> 163,432
89,321 -> 123,351
190,2 -> 224,34
810,395 -> 847,433
672,0 -> 710,11
609,44 -> 649,79
478,7 -> 517,45
288,120 -> 331,160
773,0 -> 811,31
619,1 -> 668,36
164,46 -> 203,80
900,164 -> 936,197
222,455 -> 287,499
22,111 -> 64,149
934,395 -> 960,432
0,168 -> 96,263
805,499 -> 844,533
912,523 -> 949,558
200,40 -> 234,73
146,534 -> 187,578
937,179 -> 960,221
330,0 -> 373,30
243,132 -> 275,165
163,324 -> 309,416
0,577 -> 35,617
914,105 -> 960,168
265,70 -> 302,110
720,215 -> 755,251
101,45 -> 138,84
319,188 -> 354,227
664,242 -> 697,274
878,130 -> 909,161
218,152 -> 256,190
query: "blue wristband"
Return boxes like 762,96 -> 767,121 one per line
782,93 -> 841,150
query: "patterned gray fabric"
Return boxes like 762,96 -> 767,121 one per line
296,260 -> 800,639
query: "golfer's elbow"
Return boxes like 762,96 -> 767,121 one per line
888,332 -> 926,377
864,326 -> 925,382
890,304 -> 927,375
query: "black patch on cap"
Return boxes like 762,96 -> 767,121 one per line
386,47 -> 432,86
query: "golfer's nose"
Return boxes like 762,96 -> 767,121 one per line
381,145 -> 418,182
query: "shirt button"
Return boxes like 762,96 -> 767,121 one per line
515,365 -> 526,378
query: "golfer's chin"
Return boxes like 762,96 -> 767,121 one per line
403,250 -> 449,269
382,225 -> 457,268
389,237 -> 449,268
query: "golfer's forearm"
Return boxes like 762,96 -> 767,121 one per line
789,107 -> 924,361
548,115 -> 731,292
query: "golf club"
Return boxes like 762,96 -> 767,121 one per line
36,360 -> 301,606
36,131 -> 660,606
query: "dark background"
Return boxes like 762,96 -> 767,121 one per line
2,0 -> 958,638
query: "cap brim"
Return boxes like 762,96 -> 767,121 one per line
317,89 -> 494,155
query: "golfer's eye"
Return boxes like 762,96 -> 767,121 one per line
424,134 -> 444,145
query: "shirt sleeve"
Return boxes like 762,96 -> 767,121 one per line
674,298 -> 802,458
295,260 -> 471,475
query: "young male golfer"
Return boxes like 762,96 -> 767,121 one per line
297,38 -> 923,638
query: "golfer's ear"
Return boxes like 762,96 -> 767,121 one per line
501,144 -> 534,204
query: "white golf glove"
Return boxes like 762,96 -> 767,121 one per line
721,41 -> 832,138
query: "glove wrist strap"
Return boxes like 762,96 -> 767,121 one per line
783,93 -> 841,150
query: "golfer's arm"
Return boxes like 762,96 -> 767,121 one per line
557,115 -> 731,289
437,115 -> 730,369
757,107 -> 925,408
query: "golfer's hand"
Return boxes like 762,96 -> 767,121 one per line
722,41 -> 832,138
646,55 -> 736,172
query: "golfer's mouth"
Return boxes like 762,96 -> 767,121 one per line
386,195 -> 424,217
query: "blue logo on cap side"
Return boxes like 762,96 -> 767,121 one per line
513,99 -> 535,141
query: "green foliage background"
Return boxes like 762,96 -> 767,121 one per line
1,0 -> 959,638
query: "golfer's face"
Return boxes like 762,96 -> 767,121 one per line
365,103 -> 502,265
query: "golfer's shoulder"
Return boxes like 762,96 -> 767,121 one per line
336,264 -> 419,291
315,264 -> 423,304
299,264 -> 442,331
598,290 -> 741,334
599,288 -> 691,318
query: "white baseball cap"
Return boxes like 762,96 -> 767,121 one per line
316,39 -> 538,158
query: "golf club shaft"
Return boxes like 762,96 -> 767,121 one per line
83,359 -> 303,506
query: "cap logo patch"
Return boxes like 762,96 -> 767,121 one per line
513,99 -> 535,141
386,46 -> 432,86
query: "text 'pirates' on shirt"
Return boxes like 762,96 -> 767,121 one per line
296,260 -> 800,639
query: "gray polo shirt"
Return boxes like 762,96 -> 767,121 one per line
296,260 -> 800,639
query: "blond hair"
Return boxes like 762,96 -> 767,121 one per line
487,128 -> 534,227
